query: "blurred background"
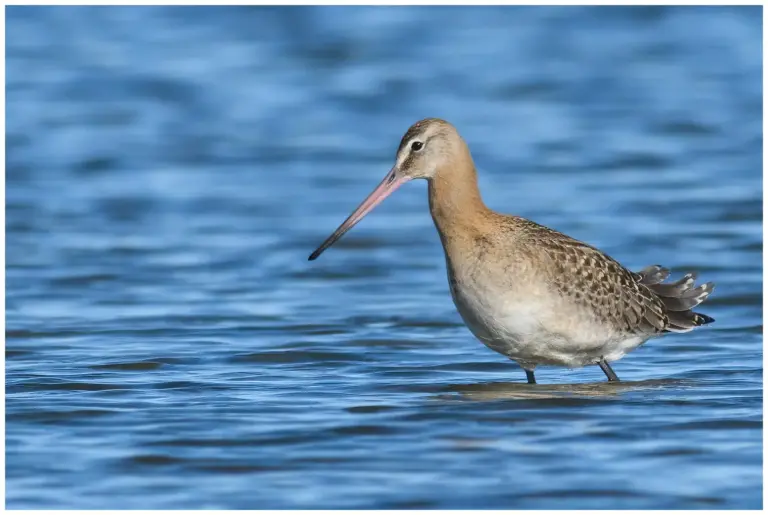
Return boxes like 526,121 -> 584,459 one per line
6,6 -> 762,509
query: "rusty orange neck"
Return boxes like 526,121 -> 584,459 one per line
428,153 -> 489,249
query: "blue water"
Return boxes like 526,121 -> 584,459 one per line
6,6 -> 762,509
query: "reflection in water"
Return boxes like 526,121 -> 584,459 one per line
445,379 -> 689,401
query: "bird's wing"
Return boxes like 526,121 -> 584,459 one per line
513,218 -> 714,335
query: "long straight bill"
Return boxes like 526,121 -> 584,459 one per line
309,169 -> 409,261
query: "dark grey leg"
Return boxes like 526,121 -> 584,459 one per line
598,358 -> 619,382
525,369 -> 536,384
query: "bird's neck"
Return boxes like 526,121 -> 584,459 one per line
428,158 -> 489,247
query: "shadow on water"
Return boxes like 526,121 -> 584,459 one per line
443,378 -> 689,401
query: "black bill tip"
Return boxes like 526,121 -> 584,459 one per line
308,246 -> 325,261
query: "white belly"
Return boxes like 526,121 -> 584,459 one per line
448,269 -> 649,369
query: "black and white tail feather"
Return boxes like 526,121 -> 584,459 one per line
636,265 -> 715,333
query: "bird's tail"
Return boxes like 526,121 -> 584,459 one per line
636,265 -> 715,333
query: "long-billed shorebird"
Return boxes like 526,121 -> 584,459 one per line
308,118 -> 715,384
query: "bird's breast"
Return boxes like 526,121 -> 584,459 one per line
446,258 -> 543,350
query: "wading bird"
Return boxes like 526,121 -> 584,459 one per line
309,118 -> 715,384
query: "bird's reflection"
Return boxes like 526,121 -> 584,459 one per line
443,378 -> 689,401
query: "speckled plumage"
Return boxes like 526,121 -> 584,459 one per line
510,216 -> 710,335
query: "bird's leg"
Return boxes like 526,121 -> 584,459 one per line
525,369 -> 536,384
598,358 -> 620,382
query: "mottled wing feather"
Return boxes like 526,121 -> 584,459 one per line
514,218 -> 669,335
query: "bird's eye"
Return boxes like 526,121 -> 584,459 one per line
411,141 -> 424,152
